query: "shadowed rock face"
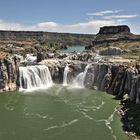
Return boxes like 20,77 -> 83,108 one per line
0,56 -> 20,92
98,25 -> 130,34
84,63 -> 140,104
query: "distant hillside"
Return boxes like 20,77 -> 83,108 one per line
0,30 -> 95,46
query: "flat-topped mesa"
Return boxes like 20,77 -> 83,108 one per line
98,25 -> 131,34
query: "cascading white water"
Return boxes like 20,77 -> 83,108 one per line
72,64 -> 91,88
25,54 -> 37,62
63,64 -> 71,86
19,65 -> 53,91
94,51 -> 103,62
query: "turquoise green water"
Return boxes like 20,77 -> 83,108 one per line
0,85 -> 128,140
60,46 -> 85,53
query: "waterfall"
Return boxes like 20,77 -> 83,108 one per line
72,64 -> 91,88
94,51 -> 103,62
25,54 -> 37,62
63,64 -> 71,86
19,65 -> 53,91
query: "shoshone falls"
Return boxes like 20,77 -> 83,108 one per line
1,25 -> 140,140
0,60 -> 133,140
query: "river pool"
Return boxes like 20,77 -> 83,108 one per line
0,85 -> 129,140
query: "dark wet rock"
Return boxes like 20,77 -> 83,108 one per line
0,56 -> 20,92
85,45 -> 92,50
37,52 -> 45,62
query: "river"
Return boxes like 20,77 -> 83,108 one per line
0,85 -> 129,140
60,45 -> 85,53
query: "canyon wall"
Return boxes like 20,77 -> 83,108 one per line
43,60 -> 140,104
0,54 -> 139,105
0,30 -> 94,45
84,63 -> 140,104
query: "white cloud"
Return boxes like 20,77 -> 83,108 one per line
34,20 -> 117,33
0,19 -> 119,33
103,14 -> 138,20
87,10 -> 122,16
37,22 -> 58,29
0,11 -> 138,34
0,20 -> 37,31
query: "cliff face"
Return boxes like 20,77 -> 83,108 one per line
98,25 -> 130,34
40,59 -> 140,104
84,63 -> 140,104
91,25 -> 140,49
0,56 -> 20,92
0,52 -> 139,105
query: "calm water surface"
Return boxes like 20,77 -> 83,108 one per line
0,85 -> 128,140
60,46 -> 85,53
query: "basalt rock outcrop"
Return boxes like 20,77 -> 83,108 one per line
0,56 -> 20,92
39,56 -> 140,104
91,25 -> 140,49
84,63 -> 140,104
98,25 -> 130,34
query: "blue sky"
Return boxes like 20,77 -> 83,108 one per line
0,0 -> 139,33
